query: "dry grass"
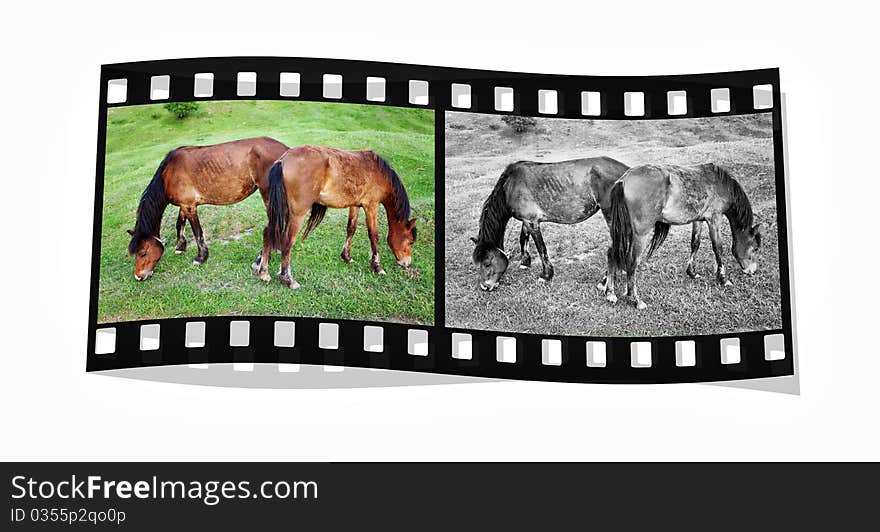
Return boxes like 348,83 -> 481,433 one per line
444,112 -> 782,337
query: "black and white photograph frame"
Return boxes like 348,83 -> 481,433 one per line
446,112 -> 781,337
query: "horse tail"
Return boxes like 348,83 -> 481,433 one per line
267,160 -> 289,249
646,222 -> 670,260
608,181 -> 634,272
301,204 -> 328,241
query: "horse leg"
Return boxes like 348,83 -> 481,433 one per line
364,204 -> 385,275
707,216 -> 731,286
519,223 -> 532,269
174,208 -> 187,254
251,251 -> 263,273
627,228 -> 653,310
257,226 -> 274,282
597,213 -> 614,296
603,247 -> 617,303
253,182 -> 272,273
596,275 -> 608,295
686,221 -> 704,278
529,222 -> 554,282
278,212 -> 307,289
188,208 -> 209,265
341,206 -> 359,264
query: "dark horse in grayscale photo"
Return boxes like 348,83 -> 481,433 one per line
470,156 -> 630,291
605,163 -> 763,309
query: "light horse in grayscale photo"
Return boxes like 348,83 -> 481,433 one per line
605,163 -> 763,309
470,156 -> 630,291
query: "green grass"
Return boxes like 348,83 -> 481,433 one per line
98,101 -> 435,325
445,112 -> 783,337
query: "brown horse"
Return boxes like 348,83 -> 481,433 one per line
127,137 -> 288,280
470,156 -> 630,291
257,145 -> 417,289
605,163 -> 763,309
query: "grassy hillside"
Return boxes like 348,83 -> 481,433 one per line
445,112 -> 782,337
98,101 -> 434,324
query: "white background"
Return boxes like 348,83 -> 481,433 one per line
1,1 -> 877,460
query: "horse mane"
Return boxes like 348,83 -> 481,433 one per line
369,152 -> 411,223
716,165 -> 754,231
476,166 -> 513,249
128,149 -> 175,253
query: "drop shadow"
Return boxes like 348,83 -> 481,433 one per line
708,93 -> 800,395
95,363 -> 498,389
709,373 -> 799,395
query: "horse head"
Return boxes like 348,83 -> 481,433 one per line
471,237 -> 509,291
127,229 -> 166,281
732,222 -> 763,275
388,218 -> 418,268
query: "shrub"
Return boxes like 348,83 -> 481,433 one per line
501,115 -> 538,133
164,102 -> 200,119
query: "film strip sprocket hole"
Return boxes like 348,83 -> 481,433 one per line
89,57 -> 793,383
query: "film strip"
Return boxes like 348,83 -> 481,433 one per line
88,57 -> 793,383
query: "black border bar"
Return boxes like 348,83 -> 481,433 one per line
3,463 -> 873,531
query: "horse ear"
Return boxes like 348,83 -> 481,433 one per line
127,229 -> 135,236
408,217 -> 417,228
752,223 -> 763,247
470,237 -> 479,244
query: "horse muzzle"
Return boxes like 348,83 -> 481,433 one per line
741,262 -> 757,275
397,257 -> 412,268
134,271 -> 153,281
479,281 -> 499,292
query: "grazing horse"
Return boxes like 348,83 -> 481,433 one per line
605,163 -> 763,309
127,137 -> 289,280
258,145 -> 417,289
470,156 -> 630,291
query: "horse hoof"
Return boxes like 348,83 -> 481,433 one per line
282,279 -> 300,289
606,294 -> 618,304
192,260 -> 203,266
258,272 -> 271,283
724,280 -> 732,287
519,264 -> 529,269
175,249 -> 184,255
378,269 -> 387,275
636,301 -> 647,310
